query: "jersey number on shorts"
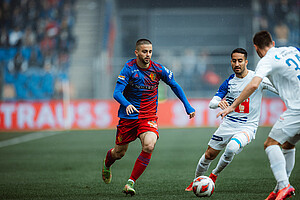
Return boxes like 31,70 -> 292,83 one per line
285,54 -> 300,80
235,98 -> 249,113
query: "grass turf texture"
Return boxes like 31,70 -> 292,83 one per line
0,127 -> 299,200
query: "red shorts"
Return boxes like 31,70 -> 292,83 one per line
115,117 -> 159,145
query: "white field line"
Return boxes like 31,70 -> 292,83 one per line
0,131 -> 65,148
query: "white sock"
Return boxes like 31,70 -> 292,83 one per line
212,152 -> 233,176
282,148 -> 295,178
195,154 -> 213,178
273,148 -> 295,192
265,145 -> 289,190
212,140 -> 239,176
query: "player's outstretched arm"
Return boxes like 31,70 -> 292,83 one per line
113,82 -> 131,108
168,80 -> 195,118
209,96 -> 221,109
262,77 -> 279,95
209,96 -> 228,110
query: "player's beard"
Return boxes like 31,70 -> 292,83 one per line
139,55 -> 150,65
234,66 -> 245,77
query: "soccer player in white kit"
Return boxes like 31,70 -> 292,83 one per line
185,48 -> 278,192
218,31 -> 300,200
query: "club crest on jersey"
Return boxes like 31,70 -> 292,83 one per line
149,73 -> 156,81
234,98 -> 250,113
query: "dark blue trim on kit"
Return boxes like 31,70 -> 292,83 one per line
211,135 -> 223,141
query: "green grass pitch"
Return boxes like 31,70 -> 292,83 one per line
0,127 -> 299,200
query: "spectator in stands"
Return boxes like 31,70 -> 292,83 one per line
22,26 -> 37,47
257,0 -> 299,46
196,50 -> 209,77
40,30 -> 57,64
9,26 -> 23,47
195,50 -> 210,90
11,5 -> 25,29
0,27 -> 9,47
57,49 -> 69,70
0,1 -> 11,30
8,52 -> 27,74
27,46 -> 44,68
1,0 -> 77,101
181,48 -> 197,90
274,21 -> 290,46
26,0 -> 41,29
274,0 -> 291,22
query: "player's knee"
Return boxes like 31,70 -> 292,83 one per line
282,141 -> 295,150
205,151 -> 216,160
142,143 -> 155,153
263,140 -> 269,150
263,137 -> 279,150
225,140 -> 240,158
114,149 -> 126,159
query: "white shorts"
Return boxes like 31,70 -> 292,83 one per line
208,123 -> 256,151
269,109 -> 300,145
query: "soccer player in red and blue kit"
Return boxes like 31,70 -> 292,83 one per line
102,39 -> 195,196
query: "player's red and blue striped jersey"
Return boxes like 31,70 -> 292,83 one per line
114,58 -> 194,119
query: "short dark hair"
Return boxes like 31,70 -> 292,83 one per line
136,39 -> 152,49
231,48 -> 247,59
253,30 -> 273,49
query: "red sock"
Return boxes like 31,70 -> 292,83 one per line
105,148 -> 116,168
129,151 -> 152,182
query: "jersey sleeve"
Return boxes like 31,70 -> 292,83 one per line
214,75 -> 233,99
161,66 -> 195,114
160,65 -> 174,85
261,77 -> 279,95
116,65 -> 131,86
113,65 -> 132,107
209,96 -> 222,109
254,58 -> 272,79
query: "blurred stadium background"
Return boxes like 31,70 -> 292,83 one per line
0,0 -> 299,131
0,1 -> 300,199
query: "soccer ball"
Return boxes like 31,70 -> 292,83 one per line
192,176 -> 215,197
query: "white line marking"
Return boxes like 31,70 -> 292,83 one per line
0,131 -> 64,148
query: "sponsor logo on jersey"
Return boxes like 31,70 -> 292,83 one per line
131,69 -> 139,73
129,82 -> 156,90
149,73 -> 156,81
235,98 -> 250,113
148,120 -> 158,129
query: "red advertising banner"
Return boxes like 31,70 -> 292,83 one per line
0,98 -> 286,131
